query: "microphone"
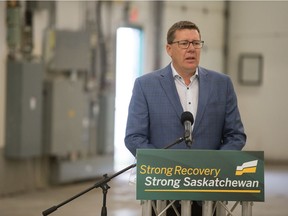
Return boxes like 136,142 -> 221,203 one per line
180,111 -> 194,148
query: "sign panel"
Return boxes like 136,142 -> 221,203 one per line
136,149 -> 264,201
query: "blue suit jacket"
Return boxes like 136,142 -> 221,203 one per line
125,64 -> 246,156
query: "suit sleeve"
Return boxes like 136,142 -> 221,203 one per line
220,77 -> 247,150
124,78 -> 156,156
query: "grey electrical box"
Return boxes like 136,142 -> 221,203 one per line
5,60 -> 43,158
49,30 -> 91,71
43,78 -> 88,156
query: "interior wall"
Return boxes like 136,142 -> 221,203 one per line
228,1 -> 288,162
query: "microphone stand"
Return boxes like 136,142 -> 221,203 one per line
42,135 -> 189,216
163,136 -> 186,149
42,163 -> 136,216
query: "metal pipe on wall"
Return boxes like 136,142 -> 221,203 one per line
223,1 -> 230,74
6,0 -> 21,59
152,1 -> 164,70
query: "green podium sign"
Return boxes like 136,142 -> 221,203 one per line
136,149 -> 264,201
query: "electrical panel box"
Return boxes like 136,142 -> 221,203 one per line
43,78 -> 88,156
5,60 -> 43,158
45,30 -> 91,71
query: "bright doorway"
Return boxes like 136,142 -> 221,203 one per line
114,26 -> 143,171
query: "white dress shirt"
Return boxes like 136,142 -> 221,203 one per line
171,64 -> 199,129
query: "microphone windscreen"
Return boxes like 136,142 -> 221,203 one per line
181,111 -> 194,125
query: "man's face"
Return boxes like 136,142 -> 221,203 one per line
166,29 -> 202,76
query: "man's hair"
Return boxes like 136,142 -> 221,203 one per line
167,21 -> 201,44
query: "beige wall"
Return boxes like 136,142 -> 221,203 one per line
228,1 -> 288,161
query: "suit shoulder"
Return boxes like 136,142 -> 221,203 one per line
199,67 -> 231,80
136,66 -> 170,82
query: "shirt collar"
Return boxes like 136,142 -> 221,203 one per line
171,63 -> 199,80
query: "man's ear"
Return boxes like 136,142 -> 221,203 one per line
166,44 -> 172,57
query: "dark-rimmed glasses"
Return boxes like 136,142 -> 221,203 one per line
170,40 -> 204,49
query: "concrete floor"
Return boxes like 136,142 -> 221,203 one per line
0,165 -> 287,216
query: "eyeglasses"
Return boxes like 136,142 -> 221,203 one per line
170,40 -> 204,49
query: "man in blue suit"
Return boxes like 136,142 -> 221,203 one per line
125,21 -> 246,215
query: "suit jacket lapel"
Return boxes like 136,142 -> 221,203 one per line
194,67 -> 211,133
159,66 -> 183,119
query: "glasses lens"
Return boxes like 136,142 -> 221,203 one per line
193,41 -> 202,48
178,41 -> 189,48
